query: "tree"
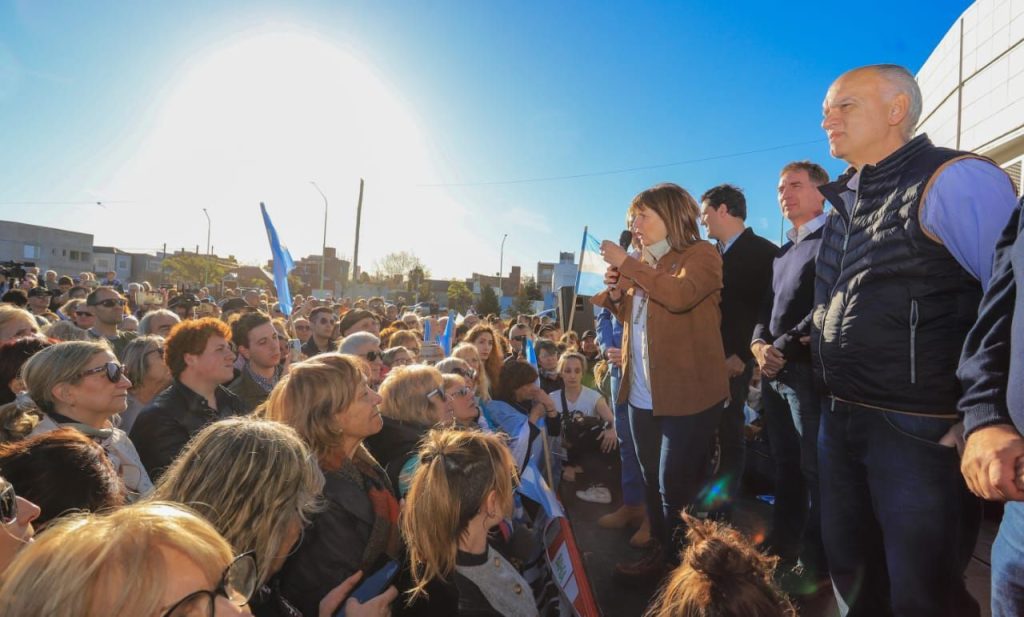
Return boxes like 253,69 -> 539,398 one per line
522,276 -> 543,301
162,254 -> 230,286
507,289 -> 534,318
447,281 -> 474,314
373,251 -> 431,281
477,285 -> 500,316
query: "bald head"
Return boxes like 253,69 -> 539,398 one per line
822,64 -> 923,168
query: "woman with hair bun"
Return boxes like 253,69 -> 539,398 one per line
643,513 -> 795,617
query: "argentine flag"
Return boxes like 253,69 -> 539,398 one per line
574,228 -> 606,297
260,202 -> 296,317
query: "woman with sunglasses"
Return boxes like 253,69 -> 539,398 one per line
151,416 -> 398,617
0,501 -> 257,617
0,475 -> 41,574
120,335 -> 173,434
402,429 -> 538,617
436,357 -> 491,432
21,340 -> 152,496
260,355 -> 401,617
451,343 -> 493,402
365,365 -> 454,500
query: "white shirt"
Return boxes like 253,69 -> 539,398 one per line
786,212 -> 828,244
551,386 -> 603,418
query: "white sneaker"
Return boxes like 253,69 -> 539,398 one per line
576,485 -> 612,504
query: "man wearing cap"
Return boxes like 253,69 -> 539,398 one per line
26,287 -> 54,321
85,286 -> 137,359
168,294 -> 199,321
219,297 -> 251,323
580,330 -> 601,364
302,306 -> 338,358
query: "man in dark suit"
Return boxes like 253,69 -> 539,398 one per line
699,184 -> 777,520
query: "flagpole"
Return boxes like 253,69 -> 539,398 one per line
567,226 -> 588,334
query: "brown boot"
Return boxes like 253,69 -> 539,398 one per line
614,542 -> 666,582
629,517 -> 652,548
597,504 -> 645,529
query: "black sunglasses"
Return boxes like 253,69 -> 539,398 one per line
160,551 -> 257,617
73,310 -> 94,317
90,298 -> 126,309
0,484 -> 17,525
512,335 -> 528,343
363,350 -> 381,362
453,368 -> 477,381
76,362 -> 124,383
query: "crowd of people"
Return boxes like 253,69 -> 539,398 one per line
0,61 -> 1019,617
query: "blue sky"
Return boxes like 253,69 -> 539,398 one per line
0,0 -> 972,279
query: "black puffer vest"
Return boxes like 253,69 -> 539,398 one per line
811,135 -> 983,414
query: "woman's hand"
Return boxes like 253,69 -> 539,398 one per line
599,427 -> 618,453
600,240 -> 628,268
318,571 -> 398,617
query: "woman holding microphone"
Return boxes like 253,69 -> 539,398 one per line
594,182 -> 729,581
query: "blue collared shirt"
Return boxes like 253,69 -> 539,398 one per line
786,212 -> 828,244
718,228 -> 745,254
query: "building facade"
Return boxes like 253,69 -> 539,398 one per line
916,0 -> 1024,192
0,221 -> 94,275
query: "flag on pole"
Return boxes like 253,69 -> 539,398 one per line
574,229 -> 606,297
524,336 -> 537,368
260,203 -> 296,317
439,310 -> 456,355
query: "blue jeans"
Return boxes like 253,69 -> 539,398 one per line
993,501 -> 1024,617
762,361 -> 826,576
610,367 -> 644,507
818,397 -> 980,617
630,401 -> 723,563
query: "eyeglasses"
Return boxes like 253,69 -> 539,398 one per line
294,324 -> 311,331
448,387 -> 473,399
512,335 -> 528,343
73,311 -> 94,318
145,347 -> 165,358
0,485 -> 18,525
91,299 -> 126,309
426,387 -> 448,403
452,368 -> 477,381
161,551 -> 257,617
76,362 -> 124,383
363,350 -> 381,362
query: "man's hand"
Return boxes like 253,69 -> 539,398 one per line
751,341 -> 785,379
318,571 -> 398,617
961,424 -> 1024,501
600,240 -> 628,268
725,354 -> 746,378
605,347 -> 622,367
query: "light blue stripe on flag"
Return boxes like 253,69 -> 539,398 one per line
260,203 -> 295,317
575,230 -> 606,297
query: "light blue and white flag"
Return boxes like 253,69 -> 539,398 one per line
260,203 -> 296,317
574,228 -> 606,297
439,310 -> 456,355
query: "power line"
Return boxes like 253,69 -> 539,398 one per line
418,137 -> 828,187
0,200 -> 134,206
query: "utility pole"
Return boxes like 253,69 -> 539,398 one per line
498,233 -> 508,299
202,209 -> 211,287
310,181 -> 329,291
352,178 -> 364,282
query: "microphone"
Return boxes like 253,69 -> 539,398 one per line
619,230 -> 633,250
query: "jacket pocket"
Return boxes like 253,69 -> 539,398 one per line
909,299 -> 919,385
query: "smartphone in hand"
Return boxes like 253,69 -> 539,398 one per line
334,561 -> 399,617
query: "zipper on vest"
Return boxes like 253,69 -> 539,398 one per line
909,299 -> 919,384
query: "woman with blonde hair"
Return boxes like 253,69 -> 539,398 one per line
364,365 -> 454,499
0,501 -> 256,617
595,182 -> 729,579
260,353 -> 400,617
451,342 -> 491,402
20,340 -> 152,496
463,324 -> 504,395
0,306 -> 39,343
402,429 -> 537,616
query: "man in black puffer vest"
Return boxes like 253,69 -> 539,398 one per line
813,64 -> 1017,617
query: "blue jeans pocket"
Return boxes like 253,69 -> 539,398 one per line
881,411 -> 957,453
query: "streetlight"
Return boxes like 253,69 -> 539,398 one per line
202,208 -> 211,286
310,181 -> 329,292
498,233 -> 508,300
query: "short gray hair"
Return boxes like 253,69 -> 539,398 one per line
338,332 -> 380,354
41,321 -> 90,342
862,64 -> 922,139
122,335 -> 164,392
138,309 -> 180,336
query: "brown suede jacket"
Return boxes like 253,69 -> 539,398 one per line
593,241 -> 729,416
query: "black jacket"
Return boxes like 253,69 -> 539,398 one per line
129,380 -> 244,481
227,369 -> 272,413
301,336 -> 335,359
364,416 -> 430,499
720,228 -> 778,362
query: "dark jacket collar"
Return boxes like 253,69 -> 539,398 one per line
820,134 -> 935,213
163,379 -> 240,416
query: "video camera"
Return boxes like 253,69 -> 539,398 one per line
0,261 -> 34,281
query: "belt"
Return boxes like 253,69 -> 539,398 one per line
828,395 -> 959,420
